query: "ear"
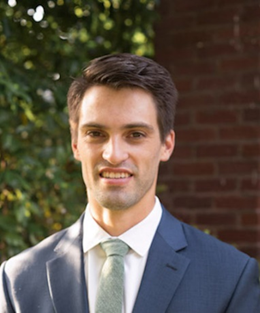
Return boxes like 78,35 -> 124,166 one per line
70,122 -> 81,161
160,130 -> 175,162
71,140 -> 81,161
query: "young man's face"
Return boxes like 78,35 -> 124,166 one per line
72,86 -> 174,212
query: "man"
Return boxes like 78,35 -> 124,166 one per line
0,53 -> 259,313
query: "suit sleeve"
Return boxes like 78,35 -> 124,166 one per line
0,262 -> 15,313
226,257 -> 260,313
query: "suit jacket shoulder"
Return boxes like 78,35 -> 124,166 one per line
0,214 -> 88,313
1,208 -> 260,313
134,207 -> 260,313
3,215 -> 80,275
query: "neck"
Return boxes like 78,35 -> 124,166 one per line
88,196 -> 156,236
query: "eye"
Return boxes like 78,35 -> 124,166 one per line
129,131 -> 146,139
87,130 -> 104,137
83,130 -> 106,142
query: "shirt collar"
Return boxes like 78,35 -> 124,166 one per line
83,197 -> 162,257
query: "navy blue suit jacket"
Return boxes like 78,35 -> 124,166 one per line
1,207 -> 260,312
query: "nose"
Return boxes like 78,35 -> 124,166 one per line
102,137 -> 129,165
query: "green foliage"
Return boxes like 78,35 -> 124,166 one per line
0,0 -> 157,261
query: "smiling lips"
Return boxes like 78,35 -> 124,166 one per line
100,171 -> 132,179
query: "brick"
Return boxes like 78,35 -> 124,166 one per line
241,40 -> 260,55
161,14 -> 196,30
213,25 -> 237,41
175,78 -> 194,93
216,90 -> 258,106
218,229 -> 258,243
173,162 -> 215,176
197,8 -> 240,26
154,47 -> 195,63
176,128 -> 217,142
172,30 -> 213,48
239,246 -> 259,259
157,194 -> 174,211
172,145 -> 193,159
155,0 -> 260,258
196,109 -> 238,124
241,72 -> 260,89
242,4 -> 260,22
213,18 -> 260,41
174,195 -> 213,209
159,162 -> 173,177
240,21 -> 260,37
173,0 -> 217,12
218,161 -> 259,175
159,47 -> 196,61
219,126 -> 260,140
154,17 -> 176,32
174,61 -> 216,76
175,112 -> 192,126
242,144 -> 260,157
215,196 -> 257,210
243,108 -> 260,123
241,213 -> 260,226
196,144 -> 238,158
241,178 -> 260,192
217,0 -> 259,6
196,213 -> 236,225
220,57 -> 259,72
180,94 -> 217,108
162,179 -> 191,193
156,0 -> 175,16
196,76 -> 237,91
195,178 -> 237,192
171,211 -> 195,224
197,43 -> 238,59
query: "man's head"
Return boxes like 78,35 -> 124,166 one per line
67,53 -> 178,142
68,54 -> 177,215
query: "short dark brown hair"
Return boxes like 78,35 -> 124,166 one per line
67,53 -> 178,141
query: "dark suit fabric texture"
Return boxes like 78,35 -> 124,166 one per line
1,207 -> 260,313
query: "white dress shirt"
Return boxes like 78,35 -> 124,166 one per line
83,196 -> 162,313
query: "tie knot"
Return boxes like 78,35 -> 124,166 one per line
100,239 -> 129,257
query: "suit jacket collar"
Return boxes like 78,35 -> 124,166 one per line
45,206 -> 190,313
133,206 -> 190,313
46,213 -> 89,313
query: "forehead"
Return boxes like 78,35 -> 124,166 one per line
79,86 -> 158,126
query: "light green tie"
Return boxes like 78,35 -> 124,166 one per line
95,239 -> 129,313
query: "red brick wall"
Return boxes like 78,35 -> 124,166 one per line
155,0 -> 260,259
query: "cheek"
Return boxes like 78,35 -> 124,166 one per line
81,162 -> 95,187
78,143 -> 98,159
80,149 -> 101,175
141,150 -> 162,171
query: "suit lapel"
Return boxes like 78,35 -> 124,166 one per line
46,214 -> 89,313
45,207 -> 189,313
133,208 -> 190,313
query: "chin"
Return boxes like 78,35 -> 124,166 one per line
98,196 -> 137,211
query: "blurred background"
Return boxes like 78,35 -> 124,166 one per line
1,0 -> 259,262
0,0 -> 157,260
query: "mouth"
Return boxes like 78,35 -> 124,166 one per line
100,170 -> 133,179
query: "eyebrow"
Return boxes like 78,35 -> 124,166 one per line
80,122 -> 154,132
